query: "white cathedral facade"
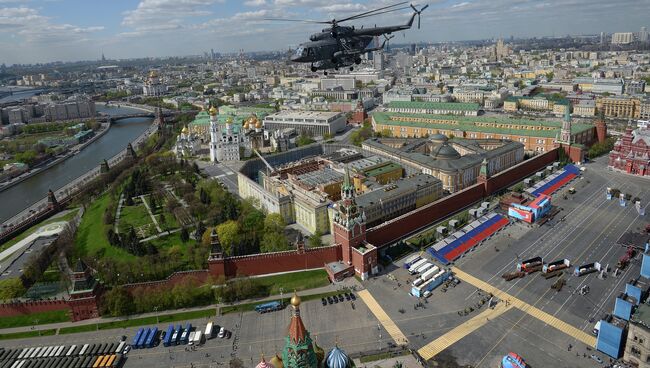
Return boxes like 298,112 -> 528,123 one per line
208,106 -> 252,162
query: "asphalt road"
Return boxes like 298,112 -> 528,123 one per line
0,236 -> 57,280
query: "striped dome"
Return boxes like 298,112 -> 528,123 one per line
326,346 -> 349,368
256,355 -> 274,368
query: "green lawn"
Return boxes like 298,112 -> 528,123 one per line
0,309 -> 70,329
75,193 -> 134,262
0,208 -> 80,253
148,232 -> 185,249
59,308 -> 216,334
255,269 -> 330,295
0,329 -> 57,340
120,202 -> 153,230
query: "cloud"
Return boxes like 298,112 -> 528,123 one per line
244,0 -> 266,6
122,0 -> 224,27
0,6 -> 102,44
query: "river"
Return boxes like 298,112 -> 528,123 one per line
0,104 -> 153,222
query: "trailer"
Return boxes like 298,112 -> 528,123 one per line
411,270 -> 449,297
145,327 -> 158,348
403,254 -> 422,269
114,342 -> 124,355
65,346 -> 76,357
542,269 -> 563,279
542,259 -> 570,273
162,325 -> 174,347
415,262 -> 433,275
517,257 -> 543,272
408,259 -> 428,274
136,329 -> 150,349
617,247 -> 635,269
188,332 -> 196,346
78,345 -> 89,356
204,322 -> 213,340
573,262 -> 601,277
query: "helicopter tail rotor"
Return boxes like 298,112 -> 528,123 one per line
410,3 -> 429,29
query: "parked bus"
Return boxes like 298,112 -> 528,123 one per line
408,259 -> 428,274
193,331 -> 203,346
171,325 -> 182,345
136,329 -> 150,349
145,327 -> 158,348
403,254 -> 422,269
79,344 -> 89,356
255,301 -> 283,313
180,323 -> 192,344
162,325 -> 174,347
132,328 -> 144,348
115,342 -> 125,355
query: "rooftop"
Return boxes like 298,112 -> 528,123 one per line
372,112 -> 594,138
265,110 -> 343,120
631,303 -> 650,330
355,173 -> 441,209
387,101 -> 480,111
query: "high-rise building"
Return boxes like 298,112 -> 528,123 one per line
372,51 -> 384,71
638,26 -> 649,42
600,32 -> 605,45
612,32 -> 634,45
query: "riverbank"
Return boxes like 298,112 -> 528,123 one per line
0,123 -> 111,194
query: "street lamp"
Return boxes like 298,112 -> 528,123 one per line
154,306 -> 159,324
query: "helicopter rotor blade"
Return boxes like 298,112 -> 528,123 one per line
345,6 -> 411,21
262,18 -> 332,24
336,1 -> 408,23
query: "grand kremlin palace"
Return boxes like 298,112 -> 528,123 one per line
371,111 -> 597,154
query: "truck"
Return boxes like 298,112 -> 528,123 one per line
403,254 -> 422,269
517,257 -> 543,273
542,259 -> 570,273
188,331 -> 196,345
411,270 -> 449,297
145,327 -> 158,348
193,331 -> 203,346
573,262 -> 601,277
180,323 -> 192,344
502,271 -> 525,281
171,325 -> 182,345
617,247 -> 635,269
136,328 -> 150,349
204,322 -> 214,340
408,259 -> 428,274
162,325 -> 174,347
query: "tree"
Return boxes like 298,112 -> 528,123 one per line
260,232 -> 290,253
180,227 -> 190,242
263,213 -> 286,234
296,133 -> 315,147
229,358 -> 244,368
216,220 -> 241,256
308,230 -> 324,248
0,278 -> 26,301
103,286 -> 135,316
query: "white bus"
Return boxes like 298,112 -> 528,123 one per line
115,341 -> 125,354
204,322 -> 213,340
79,344 -> 89,356
408,259 -> 428,274
415,262 -> 433,274
193,331 -> 203,345
66,345 -> 76,357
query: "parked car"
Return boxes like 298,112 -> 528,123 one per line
590,354 -> 603,364
321,298 -> 327,306
123,345 -> 131,355
350,293 -> 356,301
338,294 -> 344,302
225,330 -> 232,339
218,327 -> 226,338
120,335 -> 127,342
345,293 -> 351,301
327,296 -> 334,304
333,296 -> 338,304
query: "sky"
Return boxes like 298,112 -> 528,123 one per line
1,0 -> 649,65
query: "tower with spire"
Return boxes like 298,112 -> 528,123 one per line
209,106 -> 219,162
332,166 -> 378,280
560,102 -> 572,144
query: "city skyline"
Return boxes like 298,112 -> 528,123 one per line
0,0 -> 649,64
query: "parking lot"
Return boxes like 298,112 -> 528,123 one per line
0,290 -> 388,367
365,158 -> 650,367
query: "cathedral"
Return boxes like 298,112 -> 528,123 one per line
256,292 -> 355,368
209,106 -> 252,162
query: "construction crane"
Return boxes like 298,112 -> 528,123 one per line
254,149 -> 276,176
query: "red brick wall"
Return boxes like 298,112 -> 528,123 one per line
366,149 -> 561,248
0,300 -> 70,318
122,270 -> 211,291
366,183 -> 486,247
68,297 -> 99,322
209,245 -> 341,278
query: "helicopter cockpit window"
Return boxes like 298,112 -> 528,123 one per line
307,48 -> 314,56
295,47 -> 306,57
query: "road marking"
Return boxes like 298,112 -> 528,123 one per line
357,289 -> 409,345
417,302 -> 513,360
451,267 -> 596,348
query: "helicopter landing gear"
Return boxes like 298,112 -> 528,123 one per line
349,66 -> 354,71
310,65 -> 317,72
334,66 -> 339,71
323,71 -> 328,75
354,57 -> 361,65
331,57 -> 338,64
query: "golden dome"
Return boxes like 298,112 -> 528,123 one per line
243,121 -> 250,129
208,106 -> 218,116
255,119 -> 263,129
290,291 -> 301,307
149,70 -> 158,78
181,125 -> 189,134
269,353 -> 283,368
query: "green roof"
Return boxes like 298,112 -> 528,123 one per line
387,101 -> 480,111
363,162 -> 403,177
506,94 -> 569,105
372,112 -> 594,138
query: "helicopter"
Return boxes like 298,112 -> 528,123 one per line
266,2 -> 428,73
